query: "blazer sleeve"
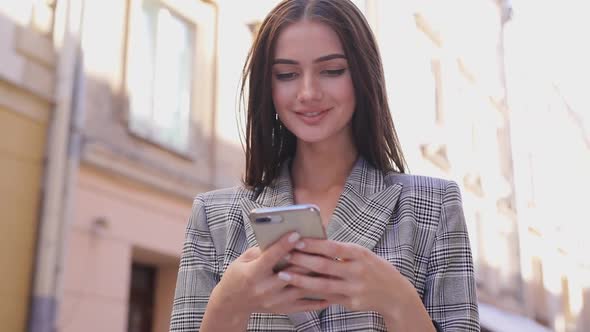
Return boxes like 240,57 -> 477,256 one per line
423,181 -> 480,331
170,195 -> 219,332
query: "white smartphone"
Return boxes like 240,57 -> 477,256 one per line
249,204 -> 327,301
248,204 -> 326,271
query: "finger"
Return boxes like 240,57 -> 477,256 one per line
257,232 -> 301,271
290,299 -> 331,312
252,274 -> 289,298
262,285 -> 306,308
281,265 -> 313,275
294,239 -> 363,260
278,298 -> 331,314
278,271 -> 349,295
318,293 -> 348,303
261,285 -> 329,313
286,252 -> 348,278
240,247 -> 262,261
281,286 -> 346,307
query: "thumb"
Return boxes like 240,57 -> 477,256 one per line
257,232 -> 301,271
239,247 -> 261,262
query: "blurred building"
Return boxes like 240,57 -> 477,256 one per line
373,0 -> 589,331
0,1 -> 280,331
0,2 -> 57,331
0,1 -> 588,332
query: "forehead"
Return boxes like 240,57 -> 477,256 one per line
274,20 -> 344,58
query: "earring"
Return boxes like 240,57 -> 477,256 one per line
271,112 -> 280,147
278,113 -> 286,153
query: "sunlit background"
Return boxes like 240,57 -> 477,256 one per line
0,0 -> 588,331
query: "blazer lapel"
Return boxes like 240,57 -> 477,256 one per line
239,163 -> 323,331
239,162 -> 295,249
319,159 -> 403,329
326,158 -> 403,251
287,310 -> 322,332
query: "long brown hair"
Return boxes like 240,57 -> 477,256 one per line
241,0 -> 407,189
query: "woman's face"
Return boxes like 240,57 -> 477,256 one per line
271,20 -> 356,146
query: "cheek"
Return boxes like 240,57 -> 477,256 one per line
330,78 -> 356,109
272,83 -> 293,112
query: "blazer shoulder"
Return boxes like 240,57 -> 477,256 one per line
386,174 -> 464,231
190,186 -> 254,223
386,172 -> 456,192
386,173 -> 465,211
188,186 -> 254,235
195,185 -> 254,205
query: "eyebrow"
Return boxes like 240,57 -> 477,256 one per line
272,53 -> 346,65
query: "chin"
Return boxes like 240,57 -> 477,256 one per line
292,131 -> 334,145
288,124 -> 352,146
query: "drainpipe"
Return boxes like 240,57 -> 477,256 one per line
28,0 -> 85,331
493,0 -> 531,315
201,0 -> 219,186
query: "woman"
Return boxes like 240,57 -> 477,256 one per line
170,0 -> 479,331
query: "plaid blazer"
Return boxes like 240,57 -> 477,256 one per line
170,157 -> 479,331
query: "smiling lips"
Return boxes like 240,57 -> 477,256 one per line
295,108 -> 331,125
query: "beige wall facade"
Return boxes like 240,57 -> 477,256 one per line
56,0 -> 220,331
0,2 -> 56,331
54,0 -> 274,331
58,166 -> 189,331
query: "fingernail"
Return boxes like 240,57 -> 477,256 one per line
295,241 -> 305,250
278,271 -> 292,281
288,232 -> 301,243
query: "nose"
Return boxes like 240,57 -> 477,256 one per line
297,74 -> 323,102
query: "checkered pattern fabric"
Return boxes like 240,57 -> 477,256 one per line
170,157 -> 479,331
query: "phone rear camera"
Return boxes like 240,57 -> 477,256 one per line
255,217 -> 272,223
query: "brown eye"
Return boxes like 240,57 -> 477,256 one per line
322,68 -> 346,76
275,72 -> 298,81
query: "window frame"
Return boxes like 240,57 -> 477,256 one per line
123,0 -> 199,157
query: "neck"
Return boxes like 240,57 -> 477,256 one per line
291,137 -> 358,193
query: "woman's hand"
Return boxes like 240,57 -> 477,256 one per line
208,232 -> 330,316
279,239 -> 436,331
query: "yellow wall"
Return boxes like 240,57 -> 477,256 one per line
0,2 -> 55,329
0,105 -> 47,332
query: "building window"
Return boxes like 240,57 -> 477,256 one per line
127,263 -> 157,332
126,0 -> 194,152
